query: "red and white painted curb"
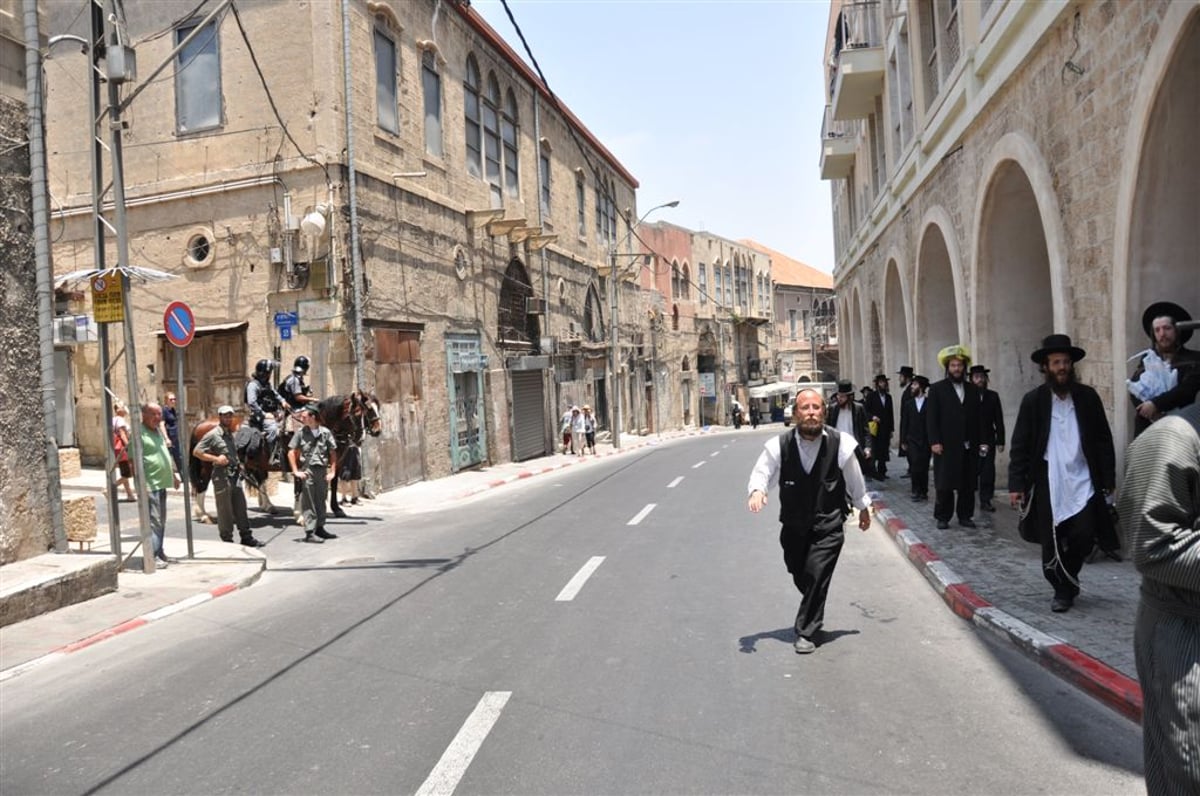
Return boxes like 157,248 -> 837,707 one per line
0,576 -> 259,684
872,497 -> 1143,723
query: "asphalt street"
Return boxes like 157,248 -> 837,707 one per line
1,431 -> 1142,794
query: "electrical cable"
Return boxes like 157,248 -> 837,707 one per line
134,0 -> 214,45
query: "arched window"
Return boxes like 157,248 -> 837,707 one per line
464,56 -> 481,177
583,284 -> 605,342
671,261 -> 681,299
421,48 -> 442,157
681,263 -> 690,300
498,259 -> 538,347
713,261 -> 723,306
724,263 -> 733,306
503,89 -> 519,197
483,73 -> 502,205
672,304 -> 680,331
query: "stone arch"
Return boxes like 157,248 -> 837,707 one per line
914,207 -> 965,376
883,252 -> 911,376
869,301 -> 883,377
973,137 -> 1063,420
849,283 -> 867,386
583,283 -> 605,342
1112,3 -> 1200,446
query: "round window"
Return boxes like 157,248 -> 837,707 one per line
183,227 -> 217,269
454,246 -> 469,280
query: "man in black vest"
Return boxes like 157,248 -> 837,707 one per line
970,365 -> 1005,512
926,345 -> 982,529
747,388 -> 873,654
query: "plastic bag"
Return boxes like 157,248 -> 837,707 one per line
1127,349 -> 1178,402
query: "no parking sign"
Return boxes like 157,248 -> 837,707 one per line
163,301 -> 195,348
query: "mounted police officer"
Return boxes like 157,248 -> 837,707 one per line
245,359 -> 291,462
279,355 -> 319,412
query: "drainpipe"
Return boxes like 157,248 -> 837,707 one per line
26,0 -> 66,551
341,0 -> 365,392
533,93 -> 553,447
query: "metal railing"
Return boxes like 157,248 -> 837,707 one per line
822,105 -> 853,141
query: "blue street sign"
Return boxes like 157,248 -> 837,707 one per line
280,326 -> 293,340
274,311 -> 299,327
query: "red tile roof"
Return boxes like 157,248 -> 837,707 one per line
739,240 -> 833,289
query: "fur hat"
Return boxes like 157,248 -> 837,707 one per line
936,344 -> 972,370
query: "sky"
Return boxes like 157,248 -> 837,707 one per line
473,0 -> 836,274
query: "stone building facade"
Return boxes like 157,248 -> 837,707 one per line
822,0 -> 1199,456
0,0 -> 55,562
44,0 -> 647,490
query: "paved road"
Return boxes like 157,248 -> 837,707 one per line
1,432 -> 1142,794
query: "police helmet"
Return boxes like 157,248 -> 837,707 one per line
254,359 -> 275,378
293,355 -> 310,373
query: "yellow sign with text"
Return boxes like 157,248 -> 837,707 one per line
90,274 -> 124,323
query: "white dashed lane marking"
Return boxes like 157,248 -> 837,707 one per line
555,556 -> 606,601
415,691 -> 512,796
667,476 -> 684,488
627,504 -> 657,526
692,461 -> 706,469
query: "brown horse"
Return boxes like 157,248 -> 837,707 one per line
318,391 -> 383,514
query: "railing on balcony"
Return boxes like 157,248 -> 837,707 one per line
822,105 -> 853,142
833,0 -> 882,56
828,1 -> 885,120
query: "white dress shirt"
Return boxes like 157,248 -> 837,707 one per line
1045,392 -> 1095,526
835,405 -> 855,436
747,429 -> 872,511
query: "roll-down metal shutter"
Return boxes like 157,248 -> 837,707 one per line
511,370 -> 546,461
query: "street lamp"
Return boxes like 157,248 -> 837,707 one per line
609,199 -> 679,450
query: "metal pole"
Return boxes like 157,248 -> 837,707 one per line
177,354 -> 194,558
608,247 -> 621,449
104,1 -> 154,574
25,0 -> 66,551
87,5 -> 121,556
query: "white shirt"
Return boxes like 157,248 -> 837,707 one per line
835,404 -> 855,436
747,429 -> 872,511
1044,392 -> 1095,526
953,382 -> 965,403
914,395 -> 926,412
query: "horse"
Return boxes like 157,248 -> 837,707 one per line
317,391 -> 383,515
189,391 -> 381,524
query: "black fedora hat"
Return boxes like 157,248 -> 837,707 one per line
968,365 -> 990,375
1142,301 -> 1193,345
1031,334 -> 1086,364
836,380 -> 853,394
896,366 -> 914,377
874,373 -> 889,383
913,375 -> 930,388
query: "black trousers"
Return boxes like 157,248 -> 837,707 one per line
977,448 -> 997,505
907,446 -> 930,497
1041,495 -> 1101,599
869,435 -> 891,478
933,453 -> 975,522
780,523 -> 846,640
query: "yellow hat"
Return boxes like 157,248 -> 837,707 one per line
936,344 -> 972,370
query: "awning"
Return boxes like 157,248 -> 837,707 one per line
748,381 -> 796,399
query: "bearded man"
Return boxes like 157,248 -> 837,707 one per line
1007,335 -> 1116,613
926,345 -> 981,529
1130,301 -> 1200,436
747,388 -> 872,654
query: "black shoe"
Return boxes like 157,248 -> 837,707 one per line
901,471 -> 911,479
331,506 -> 347,518
314,528 -> 338,540
220,536 -> 234,543
916,494 -> 928,502
910,494 -> 921,501
1051,595 -> 1074,613
303,532 -> 324,544
936,520 -> 950,529
959,519 -> 977,528
980,502 -> 995,512
793,635 -> 816,654
241,537 -> 266,548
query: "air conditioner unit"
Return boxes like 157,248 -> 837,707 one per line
526,297 -> 547,315
52,315 -> 98,346
539,336 -> 557,354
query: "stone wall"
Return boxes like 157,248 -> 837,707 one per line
0,91 -> 54,564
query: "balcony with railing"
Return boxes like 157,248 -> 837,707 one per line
829,0 -> 884,121
820,105 -> 856,180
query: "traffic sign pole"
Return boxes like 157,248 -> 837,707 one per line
164,301 -> 197,558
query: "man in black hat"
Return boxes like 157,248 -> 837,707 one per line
827,380 -> 870,477
899,375 -> 931,501
1008,334 -> 1116,613
863,374 -> 895,479
969,365 -> 1005,512
896,366 -> 915,478
1129,301 -> 1200,436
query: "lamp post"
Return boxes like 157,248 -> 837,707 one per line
609,200 -> 678,450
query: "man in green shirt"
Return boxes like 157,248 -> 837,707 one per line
139,402 -> 180,566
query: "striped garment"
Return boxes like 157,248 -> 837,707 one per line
1121,405 -> 1200,795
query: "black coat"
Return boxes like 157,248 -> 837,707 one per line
1008,382 -> 1117,543
827,400 -> 868,452
925,378 -> 980,490
1007,382 -> 1116,497
864,389 -> 895,439
978,388 -> 1006,447
1129,345 -> 1200,435
900,394 -> 929,451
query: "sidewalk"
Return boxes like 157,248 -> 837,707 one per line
0,427 -> 725,681
866,471 -> 1142,722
